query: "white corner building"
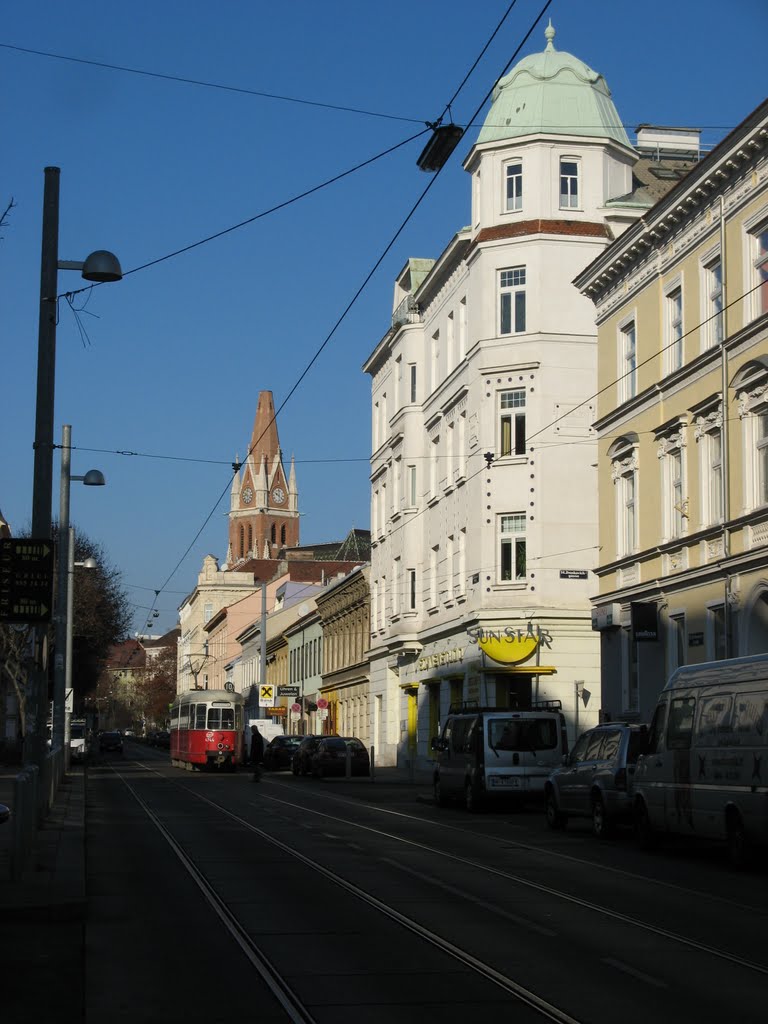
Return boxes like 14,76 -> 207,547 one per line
363,24 -> 655,768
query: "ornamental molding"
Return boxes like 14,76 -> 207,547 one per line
592,162 -> 768,321
656,428 -> 687,459
694,406 -> 723,440
611,452 -> 638,481
737,383 -> 768,417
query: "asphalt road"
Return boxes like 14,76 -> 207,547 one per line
79,741 -> 768,1024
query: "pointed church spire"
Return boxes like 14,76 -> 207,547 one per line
249,391 -> 281,468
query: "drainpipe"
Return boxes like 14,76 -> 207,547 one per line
719,195 -> 731,657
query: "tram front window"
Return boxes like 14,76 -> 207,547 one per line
207,707 -> 234,729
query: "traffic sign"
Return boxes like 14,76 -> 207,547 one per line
278,685 -> 300,697
291,703 -> 302,713
316,698 -> 328,710
0,538 -> 54,624
259,684 -> 274,707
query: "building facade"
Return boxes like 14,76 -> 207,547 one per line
576,99 -> 768,722
316,565 -> 371,745
363,25 -> 664,766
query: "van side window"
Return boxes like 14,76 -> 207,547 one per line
697,695 -> 732,747
585,731 -> 605,760
647,703 -> 667,754
667,697 -> 696,750
569,732 -> 591,763
451,718 -> 470,753
600,730 -> 621,760
733,693 -> 768,746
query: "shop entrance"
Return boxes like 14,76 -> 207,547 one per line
493,673 -> 533,709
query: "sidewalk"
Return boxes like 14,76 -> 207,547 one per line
0,764 -> 86,922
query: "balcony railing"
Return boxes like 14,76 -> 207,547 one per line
392,294 -> 421,330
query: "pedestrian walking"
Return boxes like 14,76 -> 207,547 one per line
250,725 -> 264,782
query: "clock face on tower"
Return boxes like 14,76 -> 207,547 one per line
242,487 -> 253,505
272,487 -> 286,505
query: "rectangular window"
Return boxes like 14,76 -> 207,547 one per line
753,223 -> 768,317
666,287 -> 683,372
432,330 -> 440,390
203,602 -> 213,623
705,258 -> 723,348
622,470 -> 637,555
459,297 -> 467,360
500,514 -> 526,581
447,311 -> 455,370
758,411 -> 768,506
500,389 -> 526,456
709,604 -> 727,661
500,267 -> 526,334
407,568 -> 416,611
409,363 -> 417,404
392,558 -> 400,617
620,320 -> 637,401
669,613 -> 686,672
559,159 -> 579,208
701,425 -> 723,525
662,445 -> 685,540
506,161 -> 522,211
407,465 -> 417,506
429,547 -> 438,607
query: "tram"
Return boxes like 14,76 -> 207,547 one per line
169,688 -> 245,770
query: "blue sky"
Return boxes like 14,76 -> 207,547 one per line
2,0 -> 766,636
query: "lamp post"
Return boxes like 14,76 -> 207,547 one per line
28,166 -> 121,767
53,423 -> 104,759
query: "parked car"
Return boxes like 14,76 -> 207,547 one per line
310,737 -> 369,778
544,723 -> 649,837
153,731 -> 171,749
263,735 -> 303,771
292,736 -> 324,776
432,703 -> 568,812
99,731 -> 123,754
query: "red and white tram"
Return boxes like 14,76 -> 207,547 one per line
170,688 -> 245,770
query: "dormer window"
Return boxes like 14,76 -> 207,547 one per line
505,161 -> 523,212
560,159 -> 579,209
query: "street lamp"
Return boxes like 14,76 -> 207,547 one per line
28,166 -> 121,767
52,422 -> 105,759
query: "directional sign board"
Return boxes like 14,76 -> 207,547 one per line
0,538 -> 54,624
259,684 -> 275,708
277,685 -> 300,697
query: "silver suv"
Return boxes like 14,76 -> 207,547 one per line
544,723 -> 649,838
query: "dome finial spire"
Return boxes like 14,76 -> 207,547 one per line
545,19 -> 555,51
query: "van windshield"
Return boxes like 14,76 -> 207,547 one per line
488,718 -> 558,752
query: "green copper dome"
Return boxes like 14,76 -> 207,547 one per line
477,22 -> 630,148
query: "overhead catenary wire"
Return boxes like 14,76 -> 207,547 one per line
0,41 -> 735,138
136,2 -> 557,623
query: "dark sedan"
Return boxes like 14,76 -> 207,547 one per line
99,731 -> 123,754
263,735 -> 303,771
291,736 -> 324,776
310,737 -> 369,778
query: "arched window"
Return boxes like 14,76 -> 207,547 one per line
280,524 -> 286,546
271,523 -> 276,545
247,524 -> 252,553
239,525 -> 244,558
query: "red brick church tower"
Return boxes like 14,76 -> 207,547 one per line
225,391 -> 299,565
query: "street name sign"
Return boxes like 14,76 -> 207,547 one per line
278,685 -> 300,697
0,538 -> 54,624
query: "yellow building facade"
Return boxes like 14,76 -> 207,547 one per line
576,101 -> 768,722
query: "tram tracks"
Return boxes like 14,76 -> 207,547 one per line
114,760 -> 767,1023
113,762 -> 584,1024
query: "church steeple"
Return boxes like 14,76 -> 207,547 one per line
226,390 -> 300,568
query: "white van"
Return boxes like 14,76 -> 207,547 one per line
431,702 -> 568,812
634,654 -> 768,865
